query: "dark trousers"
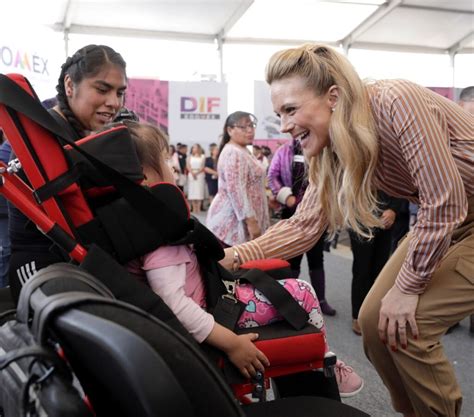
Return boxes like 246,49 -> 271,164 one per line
281,207 -> 326,273
349,227 -> 392,319
287,232 -> 326,273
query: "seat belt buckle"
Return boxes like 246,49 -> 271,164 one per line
323,351 -> 337,378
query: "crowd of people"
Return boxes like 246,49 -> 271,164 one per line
0,42 -> 472,417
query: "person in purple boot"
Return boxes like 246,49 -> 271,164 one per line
268,138 -> 336,316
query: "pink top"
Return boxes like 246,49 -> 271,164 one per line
127,245 -> 214,342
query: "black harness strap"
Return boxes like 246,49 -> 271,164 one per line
33,164 -> 83,204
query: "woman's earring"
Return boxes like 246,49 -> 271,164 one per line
331,107 -> 336,112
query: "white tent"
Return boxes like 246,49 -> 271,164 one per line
2,0 -> 473,106
35,0 -> 473,56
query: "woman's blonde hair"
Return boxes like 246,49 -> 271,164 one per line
266,44 -> 381,238
122,120 -> 169,180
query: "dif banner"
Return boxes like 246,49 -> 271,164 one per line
254,80 -> 290,141
168,81 -> 227,147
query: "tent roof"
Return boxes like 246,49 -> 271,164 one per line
40,0 -> 473,55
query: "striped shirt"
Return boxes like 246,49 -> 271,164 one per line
236,79 -> 473,295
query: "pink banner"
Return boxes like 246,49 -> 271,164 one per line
427,87 -> 454,100
253,138 -> 290,154
125,79 -> 169,133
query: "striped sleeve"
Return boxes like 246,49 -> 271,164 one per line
386,82 -> 468,294
236,182 -> 327,263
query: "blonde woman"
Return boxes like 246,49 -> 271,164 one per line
221,44 -> 473,417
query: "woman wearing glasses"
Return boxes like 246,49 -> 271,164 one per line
206,111 -> 270,246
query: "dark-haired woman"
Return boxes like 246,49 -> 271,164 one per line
8,44 -> 127,301
206,111 -> 270,246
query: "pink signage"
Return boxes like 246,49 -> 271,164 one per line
125,78 -> 169,133
427,87 -> 454,100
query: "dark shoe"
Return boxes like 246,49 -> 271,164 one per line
446,322 -> 460,334
320,300 -> 336,316
352,319 -> 362,336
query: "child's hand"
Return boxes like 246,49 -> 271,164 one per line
225,333 -> 270,379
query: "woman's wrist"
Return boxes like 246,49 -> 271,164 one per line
232,249 -> 242,271
220,248 -> 234,270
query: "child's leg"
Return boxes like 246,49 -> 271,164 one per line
235,278 -> 327,338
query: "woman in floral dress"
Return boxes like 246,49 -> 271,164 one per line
206,112 -> 269,246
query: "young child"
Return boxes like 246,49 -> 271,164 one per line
123,120 -> 362,396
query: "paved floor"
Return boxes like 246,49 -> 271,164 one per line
196,211 -> 473,416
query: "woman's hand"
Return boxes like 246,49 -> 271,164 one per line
224,333 -> 270,379
246,218 -> 261,239
381,209 -> 396,229
220,248 -> 235,270
285,195 -> 297,208
378,285 -> 419,351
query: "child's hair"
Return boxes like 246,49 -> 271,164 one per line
121,120 -> 169,180
56,44 -> 127,138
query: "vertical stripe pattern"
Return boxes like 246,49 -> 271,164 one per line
237,79 -> 473,295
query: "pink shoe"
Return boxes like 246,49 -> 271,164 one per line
335,360 -> 364,398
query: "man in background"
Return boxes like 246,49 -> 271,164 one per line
458,86 -> 474,115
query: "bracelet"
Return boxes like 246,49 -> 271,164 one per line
232,249 -> 241,271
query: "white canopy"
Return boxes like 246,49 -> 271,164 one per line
2,0 -> 472,106
12,0 -> 474,56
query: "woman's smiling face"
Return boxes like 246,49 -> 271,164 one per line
270,75 -> 337,158
65,64 -> 127,132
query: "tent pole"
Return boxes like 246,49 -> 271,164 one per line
216,33 -> 225,83
449,51 -> 455,93
64,28 -> 70,59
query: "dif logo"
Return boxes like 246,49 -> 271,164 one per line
180,96 -> 221,120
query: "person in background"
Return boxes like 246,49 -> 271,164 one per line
349,191 -> 399,335
221,43 -> 473,417
261,145 -> 273,164
8,44 -> 127,302
176,143 -> 188,193
0,130 -> 11,288
167,144 -> 181,185
186,144 -> 206,214
389,197 -> 410,254
206,112 -> 270,246
457,86 -> 474,114
252,144 -> 269,172
204,143 -> 219,205
268,137 -> 336,316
